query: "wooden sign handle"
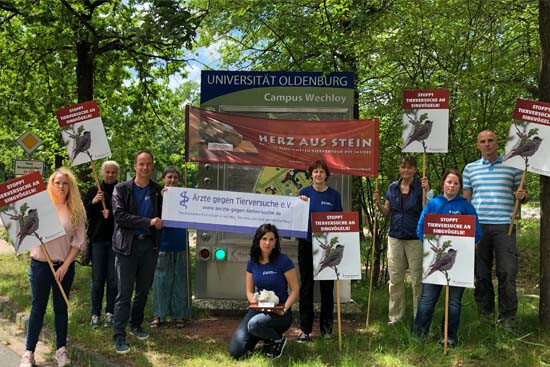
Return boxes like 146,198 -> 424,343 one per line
90,160 -> 107,211
366,179 -> 378,328
41,244 -> 70,308
443,285 -> 449,354
508,170 -> 527,235
336,280 -> 342,352
422,152 -> 427,206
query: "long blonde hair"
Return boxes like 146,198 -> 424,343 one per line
47,167 -> 86,229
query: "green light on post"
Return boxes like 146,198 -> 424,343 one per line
214,248 -> 227,261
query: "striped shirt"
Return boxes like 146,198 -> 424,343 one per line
463,156 -> 522,224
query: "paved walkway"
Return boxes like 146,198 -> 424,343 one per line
0,316 -> 53,367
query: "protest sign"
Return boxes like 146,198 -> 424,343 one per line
422,214 -> 476,288
186,106 -> 379,177
56,100 -> 111,166
311,212 -> 361,281
502,98 -> 550,176
0,171 -> 65,254
162,187 -> 309,238
402,89 -> 449,153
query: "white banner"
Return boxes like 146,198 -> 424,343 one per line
162,187 -> 309,238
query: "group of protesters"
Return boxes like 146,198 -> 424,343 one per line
18,150 -> 191,367
17,128 -> 529,366
373,130 -> 527,347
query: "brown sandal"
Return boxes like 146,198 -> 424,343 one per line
175,319 -> 185,329
150,318 -> 162,328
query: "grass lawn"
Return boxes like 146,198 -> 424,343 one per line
1,220 -> 549,366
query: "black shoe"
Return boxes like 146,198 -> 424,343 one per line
265,336 -> 287,359
439,338 -> 457,348
130,327 -> 149,340
90,314 -> 101,329
497,318 -> 515,332
104,313 -> 114,327
114,338 -> 130,354
297,331 -> 311,343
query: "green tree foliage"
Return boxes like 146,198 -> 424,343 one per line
0,0 -> 204,187
194,0 -> 540,284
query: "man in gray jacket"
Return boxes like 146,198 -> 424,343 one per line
111,151 -> 163,354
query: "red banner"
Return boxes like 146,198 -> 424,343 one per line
402,89 -> 449,109
0,171 -> 46,207
311,212 -> 359,233
512,98 -> 550,126
56,100 -> 101,127
185,107 -> 379,177
423,214 -> 476,238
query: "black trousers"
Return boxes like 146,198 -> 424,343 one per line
474,224 -> 518,320
113,237 -> 158,341
298,239 -> 334,334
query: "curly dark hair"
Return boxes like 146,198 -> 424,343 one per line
250,223 -> 281,263
307,159 -> 330,180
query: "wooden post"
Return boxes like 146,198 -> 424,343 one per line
444,285 -> 449,354
183,163 -> 191,309
366,179 -> 378,328
90,160 -> 107,211
336,280 -> 342,352
41,244 -> 70,308
422,152 -> 427,206
508,169 -> 527,235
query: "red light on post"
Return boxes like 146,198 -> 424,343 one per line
198,247 -> 211,261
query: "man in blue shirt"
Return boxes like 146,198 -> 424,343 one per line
463,130 -> 528,329
111,151 -> 163,353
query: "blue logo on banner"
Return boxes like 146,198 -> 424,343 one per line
180,191 -> 190,209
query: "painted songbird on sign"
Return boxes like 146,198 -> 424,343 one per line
403,120 -> 434,149
315,244 -> 344,277
16,208 -> 39,251
71,130 -> 92,162
503,136 -> 543,161
424,248 -> 457,279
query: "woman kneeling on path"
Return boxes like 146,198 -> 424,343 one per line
20,168 -> 86,367
229,223 -> 299,359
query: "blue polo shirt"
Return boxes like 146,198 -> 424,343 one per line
246,253 -> 294,303
463,156 -> 522,224
299,185 -> 343,242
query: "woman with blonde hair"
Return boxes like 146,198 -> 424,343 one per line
19,167 -> 86,367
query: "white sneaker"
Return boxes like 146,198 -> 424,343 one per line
54,346 -> 71,367
19,350 -> 34,367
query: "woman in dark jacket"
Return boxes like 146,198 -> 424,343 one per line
374,156 -> 428,325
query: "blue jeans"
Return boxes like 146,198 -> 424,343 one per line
91,240 -> 117,316
228,309 -> 292,359
113,237 -> 158,341
413,283 -> 465,342
26,259 -> 75,352
152,251 -> 192,321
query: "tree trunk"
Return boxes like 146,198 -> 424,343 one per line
538,0 -> 550,327
76,41 -> 94,102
